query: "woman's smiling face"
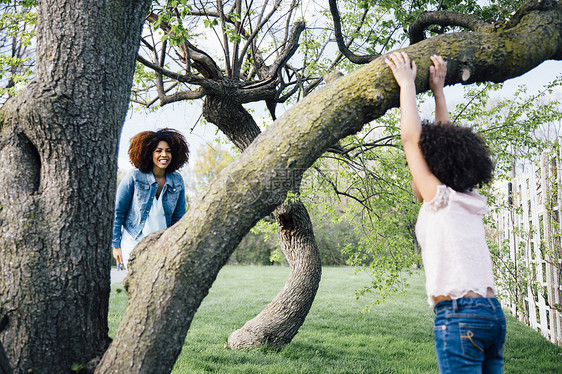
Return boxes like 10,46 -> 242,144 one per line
152,141 -> 172,171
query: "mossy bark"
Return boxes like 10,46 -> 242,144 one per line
0,1 -> 150,373
97,3 -> 562,373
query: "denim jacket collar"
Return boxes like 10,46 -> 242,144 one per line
146,171 -> 174,187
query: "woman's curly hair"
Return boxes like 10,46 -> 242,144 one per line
419,122 -> 493,192
128,128 -> 190,173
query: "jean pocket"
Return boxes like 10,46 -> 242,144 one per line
459,322 -> 493,359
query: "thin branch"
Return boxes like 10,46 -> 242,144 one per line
304,2 -> 372,94
231,0 -> 242,79
155,38 -> 168,99
451,83 -> 491,124
238,0 -> 283,76
268,21 -> 305,77
217,0 -> 232,76
313,166 -> 372,210
146,12 -> 223,79
136,54 -> 221,92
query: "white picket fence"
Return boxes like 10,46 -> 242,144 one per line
491,151 -> 562,345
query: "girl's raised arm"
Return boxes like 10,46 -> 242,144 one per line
385,52 -> 441,202
429,55 -> 450,125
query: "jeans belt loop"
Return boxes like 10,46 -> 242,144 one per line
487,297 -> 496,311
452,298 -> 458,312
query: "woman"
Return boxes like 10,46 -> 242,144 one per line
112,128 -> 189,269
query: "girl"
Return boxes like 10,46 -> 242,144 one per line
112,128 -> 189,269
385,52 -> 506,373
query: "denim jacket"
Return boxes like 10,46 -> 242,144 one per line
112,169 -> 186,247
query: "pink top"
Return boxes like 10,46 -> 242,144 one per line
415,185 -> 496,307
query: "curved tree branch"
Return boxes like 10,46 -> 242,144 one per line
268,21 -> 305,77
328,0 -> 377,64
408,11 -> 494,44
305,2 -> 372,94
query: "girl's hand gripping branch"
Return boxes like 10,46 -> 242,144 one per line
385,51 -> 417,89
429,55 -> 450,124
384,52 -> 421,146
385,51 -> 442,202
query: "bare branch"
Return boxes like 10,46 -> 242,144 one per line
146,12 -> 223,79
155,38 -> 168,99
268,21 -> 305,77
157,87 -> 207,105
136,54 -> 220,93
217,0 -> 232,76
231,0 -> 242,79
238,0 -> 283,76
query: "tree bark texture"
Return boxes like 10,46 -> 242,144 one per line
202,94 -> 262,151
202,94 -> 323,349
97,3 -> 562,373
0,1 -> 150,373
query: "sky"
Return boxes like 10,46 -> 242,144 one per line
118,59 -> 562,172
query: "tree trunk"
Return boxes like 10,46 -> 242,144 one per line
228,199 -> 322,349
203,94 -> 262,150
0,1 -> 150,373
203,94 -> 323,349
98,4 -> 562,372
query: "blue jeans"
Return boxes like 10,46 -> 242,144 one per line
434,297 -> 506,374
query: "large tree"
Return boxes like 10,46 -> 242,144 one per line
0,0 -> 561,373
0,0 -> 151,372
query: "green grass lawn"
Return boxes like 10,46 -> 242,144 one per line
109,266 -> 562,373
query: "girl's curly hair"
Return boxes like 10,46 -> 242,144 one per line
419,122 -> 493,192
128,128 -> 190,173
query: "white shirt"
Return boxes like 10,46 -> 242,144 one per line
141,193 -> 167,237
120,193 -> 167,269
415,185 -> 496,306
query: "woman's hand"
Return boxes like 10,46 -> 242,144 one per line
429,55 -> 447,94
385,51 -> 417,88
112,247 -> 124,267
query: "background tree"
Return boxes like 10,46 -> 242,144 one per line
187,142 -> 279,265
188,142 -> 235,193
134,0 -> 325,350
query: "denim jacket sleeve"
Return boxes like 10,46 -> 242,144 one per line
170,172 -> 186,225
112,170 -> 135,247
